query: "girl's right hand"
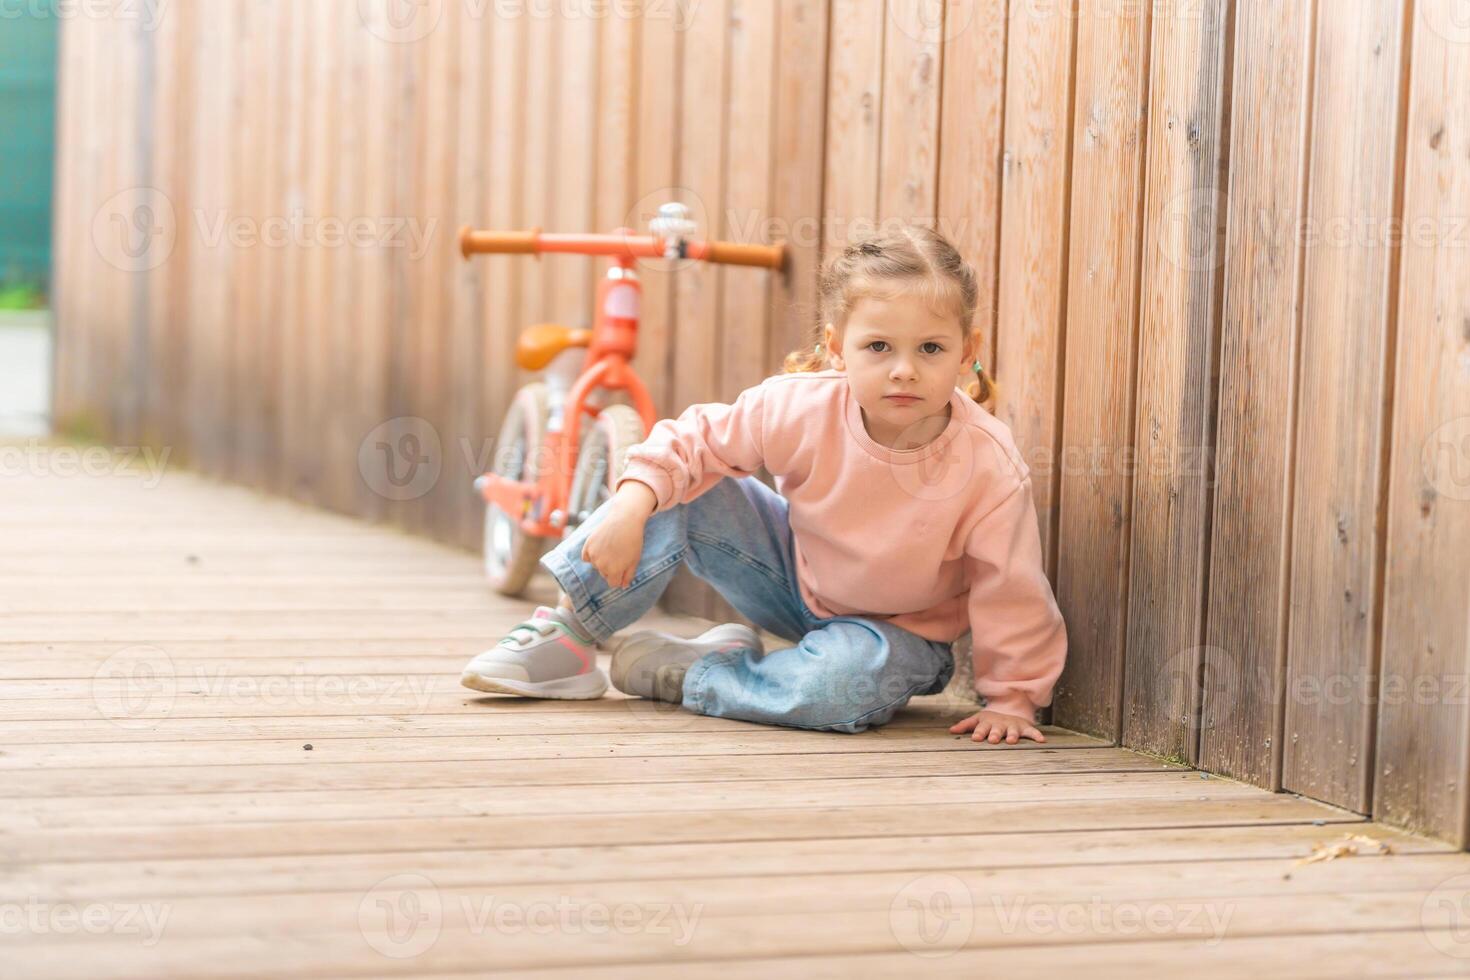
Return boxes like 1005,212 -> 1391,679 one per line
580,482 -> 656,589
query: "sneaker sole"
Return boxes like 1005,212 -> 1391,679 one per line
460,667 -> 609,700
608,623 -> 761,696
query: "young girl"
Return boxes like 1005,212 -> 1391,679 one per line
462,225 -> 1067,744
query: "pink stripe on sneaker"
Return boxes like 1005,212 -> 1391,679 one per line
557,636 -> 594,674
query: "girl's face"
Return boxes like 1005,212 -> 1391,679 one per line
823,291 -> 976,448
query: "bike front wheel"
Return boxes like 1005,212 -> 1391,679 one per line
567,403 -> 648,528
483,382 -> 553,596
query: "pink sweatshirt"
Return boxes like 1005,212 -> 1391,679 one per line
614,368 -> 1067,721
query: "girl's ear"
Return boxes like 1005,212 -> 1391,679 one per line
962,331 -> 979,365
823,322 -> 845,370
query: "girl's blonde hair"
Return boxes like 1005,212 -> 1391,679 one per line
781,224 -> 997,407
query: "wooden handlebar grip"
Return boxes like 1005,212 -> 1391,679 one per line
459,226 -> 539,258
704,240 -> 786,270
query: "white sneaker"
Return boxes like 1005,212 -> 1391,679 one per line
462,605 -> 608,699
608,623 -> 763,703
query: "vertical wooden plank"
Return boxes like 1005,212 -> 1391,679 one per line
766,0 -> 829,365
1050,0 -> 1152,740
632,0 -> 680,417
1122,0 -> 1233,764
518,11 -> 556,341
61,11 -> 90,434
877,0 -> 940,224
91,13 -> 116,436
408,2 -> 461,542
99,12 -> 130,440
185,6 -> 234,480
1197,0 -> 1316,786
144,2 -> 193,456
595,6 -> 640,244
718,0 -> 776,402
83,12 -> 107,435
664,0 -> 732,621
551,10 -> 599,329
228,0 -> 263,485
92,14 -> 118,437
1375,0 -> 1470,844
532,7 -> 558,326
993,0 -> 1077,578
289,1 -> 337,505
118,11 -> 149,445
50,14 -> 83,427
275,0 -> 310,498
355,7 -> 403,526
259,1 -> 291,495
672,0 -> 729,411
482,10 -> 528,450
935,0 -> 1006,377
95,13 -> 138,441
1283,0 -> 1409,811
821,0 -> 884,255
446,7 -> 493,549
374,6 -> 408,527
335,9 -> 377,521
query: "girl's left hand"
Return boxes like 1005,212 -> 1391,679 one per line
950,710 -> 1046,744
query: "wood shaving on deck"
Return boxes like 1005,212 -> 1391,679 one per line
1293,833 -> 1395,866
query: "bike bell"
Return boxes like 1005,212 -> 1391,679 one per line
650,202 -> 696,260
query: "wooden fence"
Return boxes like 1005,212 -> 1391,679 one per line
50,0 -> 1470,845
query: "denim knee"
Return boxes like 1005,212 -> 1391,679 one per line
790,622 -> 942,728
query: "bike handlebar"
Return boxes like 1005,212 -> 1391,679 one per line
458,226 -> 786,271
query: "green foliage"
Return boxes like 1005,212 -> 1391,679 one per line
0,282 -> 45,310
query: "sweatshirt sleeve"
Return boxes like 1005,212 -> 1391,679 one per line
961,474 -> 1068,722
613,382 -> 768,515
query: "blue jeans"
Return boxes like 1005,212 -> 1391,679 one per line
539,476 -> 956,733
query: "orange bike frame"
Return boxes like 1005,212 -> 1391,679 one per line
478,239 -> 658,540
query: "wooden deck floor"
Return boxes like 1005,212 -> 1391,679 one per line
4,451 -> 1470,978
